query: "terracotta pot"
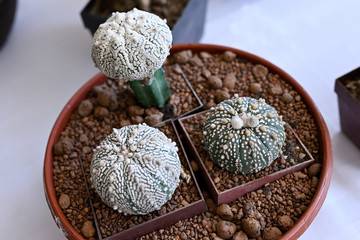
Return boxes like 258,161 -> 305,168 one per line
178,110 -> 315,205
335,67 -> 360,149
80,0 -> 207,44
44,43 -> 333,240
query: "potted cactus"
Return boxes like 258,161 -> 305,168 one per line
90,123 -> 182,215
91,8 -> 173,108
84,122 -> 207,239
81,0 -> 207,43
202,95 -> 286,175
179,96 -> 315,204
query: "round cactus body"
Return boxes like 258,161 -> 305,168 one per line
91,8 -> 173,108
90,124 -> 181,215
91,8 -> 172,82
202,95 -> 285,175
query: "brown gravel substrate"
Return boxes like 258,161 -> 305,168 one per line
53,49 -> 323,240
342,77 -> 360,101
139,170 -> 318,240
92,0 -> 189,30
181,113 -> 311,192
53,152 -> 97,238
164,64 -> 201,118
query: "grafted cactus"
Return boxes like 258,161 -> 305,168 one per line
202,95 -> 286,175
90,123 -> 181,215
91,8 -> 172,108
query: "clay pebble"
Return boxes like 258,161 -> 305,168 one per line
78,100 -> 94,117
308,163 -> 321,177
216,220 -> 237,239
208,76 -> 223,89
216,204 -> 234,221
242,217 -> 261,238
223,73 -> 237,89
281,92 -> 294,103
278,215 -> 294,231
81,221 -> 96,238
262,227 -> 282,240
222,51 -> 236,62
59,194 -> 71,209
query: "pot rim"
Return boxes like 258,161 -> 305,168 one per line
44,43 -> 333,240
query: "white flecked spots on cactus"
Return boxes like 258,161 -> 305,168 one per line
203,96 -> 286,174
91,8 -> 172,83
90,124 -> 181,215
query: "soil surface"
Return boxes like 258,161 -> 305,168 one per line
343,77 -> 360,102
91,0 -> 189,29
52,49 -> 323,240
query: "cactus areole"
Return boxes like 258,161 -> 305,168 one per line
91,8 -> 173,108
203,96 -> 286,175
90,124 -> 181,215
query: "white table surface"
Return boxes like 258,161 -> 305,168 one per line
1,0 -> 360,239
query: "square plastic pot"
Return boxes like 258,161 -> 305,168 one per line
86,120 -> 207,240
335,67 -> 360,149
178,110 -> 315,205
80,0 -> 207,43
44,85 -> 207,240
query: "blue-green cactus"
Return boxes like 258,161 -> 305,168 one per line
202,95 -> 286,175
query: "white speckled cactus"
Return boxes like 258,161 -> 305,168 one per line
91,8 -> 172,108
90,124 -> 181,215
202,95 -> 286,175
